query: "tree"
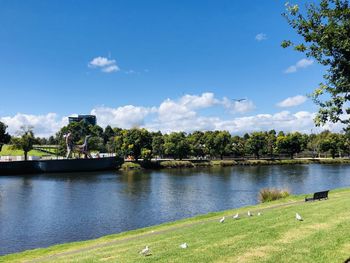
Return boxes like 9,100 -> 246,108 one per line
307,133 -> 320,158
10,126 -> 37,161
231,135 -> 245,158
266,130 -> 277,158
203,131 -> 216,159
319,132 -> 344,158
121,128 -> 152,160
282,0 -> 350,125
151,132 -> 164,159
276,132 -> 305,159
246,132 -> 267,159
0,121 -> 11,151
188,131 -> 205,158
103,125 -> 115,144
213,131 -> 232,160
164,132 -> 190,160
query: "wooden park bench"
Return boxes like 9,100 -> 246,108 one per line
305,190 -> 329,202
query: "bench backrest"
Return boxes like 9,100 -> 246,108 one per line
313,190 -> 329,199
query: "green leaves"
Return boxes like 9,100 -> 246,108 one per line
283,0 -> 350,125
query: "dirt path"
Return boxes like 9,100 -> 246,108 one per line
27,199 -> 306,262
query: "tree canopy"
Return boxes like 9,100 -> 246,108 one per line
282,0 -> 350,125
10,126 -> 37,160
0,121 -> 11,151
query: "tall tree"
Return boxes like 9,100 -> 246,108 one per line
276,132 -> 305,159
0,121 -> 11,151
282,0 -> 350,125
319,132 -> 344,158
213,131 -> 232,160
246,132 -> 267,159
164,132 -> 190,160
121,128 -> 152,160
231,135 -> 245,158
151,131 -> 164,159
10,126 -> 37,161
103,125 -> 115,144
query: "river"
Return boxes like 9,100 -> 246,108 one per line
1,164 -> 350,255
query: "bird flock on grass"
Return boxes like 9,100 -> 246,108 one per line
139,211 -> 304,256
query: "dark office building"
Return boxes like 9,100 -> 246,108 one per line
68,115 -> 97,126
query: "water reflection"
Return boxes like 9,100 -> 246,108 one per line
1,164 -> 350,255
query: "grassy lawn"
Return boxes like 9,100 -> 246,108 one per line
0,145 -> 55,157
1,188 -> 350,262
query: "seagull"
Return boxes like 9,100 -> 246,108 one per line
233,98 -> 246,102
180,243 -> 188,249
139,246 -> 150,256
220,216 -> 225,223
258,212 -> 262,216
247,211 -> 253,217
233,213 -> 239,219
296,213 -> 303,221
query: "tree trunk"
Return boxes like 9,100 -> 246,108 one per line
24,151 -> 28,161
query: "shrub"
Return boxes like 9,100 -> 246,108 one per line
259,188 -> 290,203
160,160 -> 194,168
120,162 -> 142,170
210,160 -> 237,166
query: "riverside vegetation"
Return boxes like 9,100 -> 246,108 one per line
1,188 -> 349,262
2,120 -> 350,162
119,158 -> 350,170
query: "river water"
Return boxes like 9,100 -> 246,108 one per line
1,164 -> 350,255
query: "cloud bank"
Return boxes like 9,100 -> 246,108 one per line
0,92 -> 343,137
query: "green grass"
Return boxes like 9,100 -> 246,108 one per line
0,145 -> 55,157
2,188 -> 350,263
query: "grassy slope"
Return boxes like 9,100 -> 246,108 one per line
1,188 -> 350,263
0,145 -> 55,157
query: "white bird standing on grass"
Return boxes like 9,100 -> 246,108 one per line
220,216 -> 225,223
296,213 -> 303,221
258,212 -> 262,216
140,246 -> 151,256
180,243 -> 188,249
233,213 -> 239,219
247,211 -> 252,217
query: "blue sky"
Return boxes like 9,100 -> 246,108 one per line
0,0 -> 341,137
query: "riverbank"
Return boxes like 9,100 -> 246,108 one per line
2,187 -> 349,262
120,158 -> 350,170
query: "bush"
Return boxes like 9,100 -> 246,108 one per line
210,160 -> 237,166
160,161 -> 194,168
259,188 -> 290,203
120,162 -> 142,170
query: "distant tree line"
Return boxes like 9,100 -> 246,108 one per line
2,120 -> 350,160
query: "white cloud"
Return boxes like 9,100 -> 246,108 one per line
101,65 -> 119,73
91,105 -> 157,129
0,113 -> 67,138
88,56 -> 120,73
179,92 -> 218,109
277,95 -> 307,107
255,33 -> 267,41
222,98 -> 256,113
1,92 -> 344,137
284,58 -> 313,73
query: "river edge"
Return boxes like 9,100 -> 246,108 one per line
1,187 -> 349,262
120,158 -> 350,170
